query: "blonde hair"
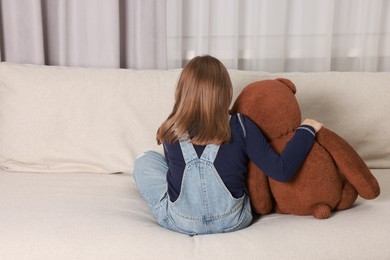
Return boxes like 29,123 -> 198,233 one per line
157,55 -> 233,145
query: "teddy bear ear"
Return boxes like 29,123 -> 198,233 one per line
275,78 -> 297,94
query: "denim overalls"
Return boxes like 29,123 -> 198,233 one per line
133,137 -> 253,235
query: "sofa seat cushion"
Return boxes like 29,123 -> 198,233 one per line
0,169 -> 389,259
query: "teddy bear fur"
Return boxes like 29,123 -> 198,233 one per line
231,78 -> 380,219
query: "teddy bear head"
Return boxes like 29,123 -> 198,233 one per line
231,78 -> 301,140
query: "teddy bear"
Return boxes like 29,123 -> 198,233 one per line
230,78 -> 380,219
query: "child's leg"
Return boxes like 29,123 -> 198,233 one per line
133,151 -> 168,208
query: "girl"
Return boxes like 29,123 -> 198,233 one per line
133,55 -> 322,235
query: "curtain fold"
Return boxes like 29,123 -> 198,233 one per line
1,0 -> 389,71
0,0 -> 45,64
167,0 -> 390,72
0,0 -> 167,69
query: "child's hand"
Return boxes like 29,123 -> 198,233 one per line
301,119 -> 323,133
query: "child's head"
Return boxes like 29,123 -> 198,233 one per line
157,55 -> 233,145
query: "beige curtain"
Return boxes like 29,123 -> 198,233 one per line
0,0 -> 167,69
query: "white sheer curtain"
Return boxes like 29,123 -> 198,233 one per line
0,0 -> 167,69
1,0 -> 389,71
167,0 -> 390,72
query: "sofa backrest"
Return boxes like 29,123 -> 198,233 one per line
0,62 -> 389,173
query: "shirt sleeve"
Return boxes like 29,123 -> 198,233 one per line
241,115 -> 315,182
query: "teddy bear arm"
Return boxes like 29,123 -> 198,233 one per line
247,161 -> 273,215
316,127 -> 380,199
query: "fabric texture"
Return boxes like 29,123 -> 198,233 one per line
1,1 -> 389,72
167,0 -> 390,71
0,0 -> 167,69
0,62 -> 389,173
0,62 -> 179,173
0,169 -> 389,259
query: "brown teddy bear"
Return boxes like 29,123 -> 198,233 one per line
231,78 -> 380,219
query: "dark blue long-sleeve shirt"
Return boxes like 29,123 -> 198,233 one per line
163,114 -> 315,202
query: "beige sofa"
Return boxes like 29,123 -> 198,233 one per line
0,62 -> 389,260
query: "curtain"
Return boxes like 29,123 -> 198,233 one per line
1,0 -> 389,72
167,0 -> 390,72
0,0 -> 167,69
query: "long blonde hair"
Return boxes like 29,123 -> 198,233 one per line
157,55 -> 233,145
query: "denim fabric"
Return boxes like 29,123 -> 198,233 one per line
133,140 -> 252,235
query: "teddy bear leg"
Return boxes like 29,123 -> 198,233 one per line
312,203 -> 332,219
316,128 -> 380,199
336,180 -> 358,211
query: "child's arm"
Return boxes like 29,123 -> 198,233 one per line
243,116 -> 322,182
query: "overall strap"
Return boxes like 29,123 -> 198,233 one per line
200,143 -> 220,163
179,138 -> 199,164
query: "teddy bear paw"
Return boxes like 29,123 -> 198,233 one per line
312,203 -> 332,219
